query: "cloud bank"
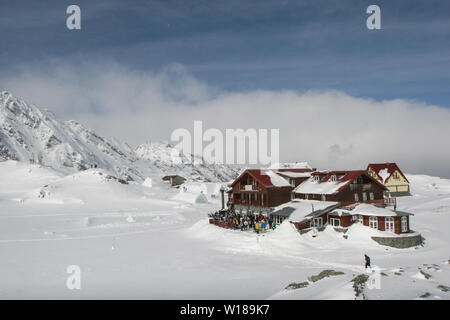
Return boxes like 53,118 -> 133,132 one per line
1,61 -> 450,177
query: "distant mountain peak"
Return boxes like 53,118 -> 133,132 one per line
0,92 -> 239,183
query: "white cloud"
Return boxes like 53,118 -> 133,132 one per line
1,61 -> 450,177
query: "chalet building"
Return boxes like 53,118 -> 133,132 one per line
289,201 -> 412,235
293,170 -> 389,206
228,168 -> 312,214
367,163 -> 410,197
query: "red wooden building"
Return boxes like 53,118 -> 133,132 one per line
227,168 -> 312,214
293,170 -> 389,206
289,201 -> 411,235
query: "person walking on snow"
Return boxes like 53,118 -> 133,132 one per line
364,254 -> 371,269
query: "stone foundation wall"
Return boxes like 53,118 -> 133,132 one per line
371,233 -> 422,248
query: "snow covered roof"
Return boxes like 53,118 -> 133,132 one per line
294,170 -> 387,195
350,203 -> 412,217
264,170 -> 290,187
268,162 -> 312,170
271,199 -> 339,222
367,163 -> 409,183
230,169 -> 289,188
328,209 -> 352,217
276,171 -> 312,178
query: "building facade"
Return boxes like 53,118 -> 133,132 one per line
367,163 -> 410,196
293,170 -> 388,206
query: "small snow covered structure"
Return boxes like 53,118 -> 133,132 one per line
172,187 -> 208,204
367,163 -> 410,197
162,174 -> 186,187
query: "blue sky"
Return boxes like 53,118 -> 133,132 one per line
1,0 -> 450,106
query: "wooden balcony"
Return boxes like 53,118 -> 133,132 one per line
349,183 -> 373,192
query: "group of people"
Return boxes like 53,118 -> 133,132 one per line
209,210 -> 277,234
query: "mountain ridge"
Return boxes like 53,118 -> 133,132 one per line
0,91 -> 240,183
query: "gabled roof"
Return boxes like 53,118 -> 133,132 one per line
367,163 -> 409,183
294,170 -> 387,195
230,169 -> 292,188
275,168 -> 312,179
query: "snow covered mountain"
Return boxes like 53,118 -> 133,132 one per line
135,141 -> 241,182
0,91 -> 239,183
0,91 -> 143,181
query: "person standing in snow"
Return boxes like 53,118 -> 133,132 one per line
255,221 -> 259,234
364,254 -> 371,269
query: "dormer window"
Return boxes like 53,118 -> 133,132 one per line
330,175 -> 337,182
313,175 -> 320,182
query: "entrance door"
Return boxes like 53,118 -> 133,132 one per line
385,217 -> 395,232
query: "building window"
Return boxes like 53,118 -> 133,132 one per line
401,216 -> 408,232
290,179 -> 295,187
312,217 -> 323,228
358,215 -> 363,224
261,194 -> 265,205
330,175 -> 337,182
354,193 -> 359,202
254,194 -> 258,201
385,217 -> 395,232
369,192 -> 374,200
330,218 -> 340,227
321,194 -> 326,201
242,193 -> 245,202
305,194 -> 309,200
369,216 -> 378,229
362,192 -> 367,202
290,192 -> 295,200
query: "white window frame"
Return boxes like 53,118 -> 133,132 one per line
369,192 -> 374,200
385,217 -> 395,233
330,175 -> 337,182
312,217 -> 323,228
401,216 -> 408,232
321,194 -> 326,201
290,191 -> 295,200
358,215 -> 364,224
290,179 -> 295,187
330,218 -> 340,227
354,193 -> 359,202
305,194 -> 309,200
362,192 -> 367,202
369,216 -> 378,229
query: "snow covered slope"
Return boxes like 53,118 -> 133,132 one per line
0,92 -> 239,183
0,91 -> 142,181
